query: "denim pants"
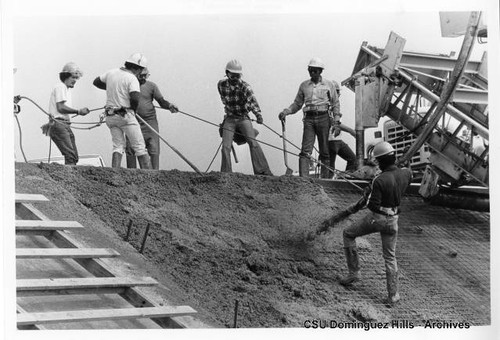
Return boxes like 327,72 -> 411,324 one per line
343,210 -> 399,274
221,115 -> 272,175
328,140 -> 357,177
106,112 -> 148,156
49,120 -> 79,165
300,114 -> 330,178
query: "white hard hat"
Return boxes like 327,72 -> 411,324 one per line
308,57 -> 325,69
126,53 -> 148,68
61,62 -> 83,77
372,141 -> 395,158
226,59 -> 243,74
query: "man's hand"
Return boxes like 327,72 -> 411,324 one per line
169,103 -> 179,113
256,113 -> 263,124
333,126 -> 341,137
78,108 -> 90,116
278,111 -> 287,121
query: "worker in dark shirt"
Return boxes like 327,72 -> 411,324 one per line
339,141 -> 412,306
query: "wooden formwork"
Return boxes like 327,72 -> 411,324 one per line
15,193 -> 197,329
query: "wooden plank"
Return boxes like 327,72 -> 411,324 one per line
16,220 -> 84,231
15,203 -> 193,328
15,194 -> 49,203
17,306 -> 197,326
16,248 -> 120,259
17,277 -> 158,296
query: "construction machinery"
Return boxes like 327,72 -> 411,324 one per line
341,11 -> 488,198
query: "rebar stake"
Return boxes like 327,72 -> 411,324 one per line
140,222 -> 151,254
125,219 -> 133,241
233,299 -> 239,328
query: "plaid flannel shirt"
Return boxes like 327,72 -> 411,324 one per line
217,78 -> 261,117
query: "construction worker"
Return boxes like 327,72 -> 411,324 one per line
44,62 -> 90,165
278,57 -> 341,178
93,53 -> 151,169
217,59 -> 273,175
328,123 -> 357,178
125,68 -> 179,170
339,141 -> 412,306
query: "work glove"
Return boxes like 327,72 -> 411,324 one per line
256,113 -> 263,124
169,103 -> 179,113
278,111 -> 287,121
78,107 -> 90,116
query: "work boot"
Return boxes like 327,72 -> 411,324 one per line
126,155 -> 137,169
111,152 -> 123,168
385,269 -> 400,306
137,154 -> 152,169
150,154 -> 160,170
299,157 -> 309,177
339,247 -> 360,286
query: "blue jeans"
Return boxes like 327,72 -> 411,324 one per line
49,120 -> 79,165
300,114 -> 330,178
221,115 -> 273,175
328,140 -> 357,177
343,210 -> 399,274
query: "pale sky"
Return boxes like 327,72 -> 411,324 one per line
7,0 -> 494,175
2,1 -> 499,340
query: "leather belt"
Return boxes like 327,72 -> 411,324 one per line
304,104 -> 329,112
305,110 -> 328,117
377,207 -> 398,216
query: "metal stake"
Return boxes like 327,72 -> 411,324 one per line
233,299 -> 239,328
125,219 -> 133,241
140,222 -> 151,253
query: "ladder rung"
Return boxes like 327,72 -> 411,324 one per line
16,248 -> 120,259
15,194 -> 49,203
16,220 -> 84,232
17,306 -> 197,326
17,277 -> 158,293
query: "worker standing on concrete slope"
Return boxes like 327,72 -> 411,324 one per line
278,57 -> 341,178
44,62 -> 90,165
125,67 -> 179,170
327,82 -> 357,178
93,53 -> 151,169
328,123 -> 357,178
217,59 -> 273,175
339,141 -> 412,306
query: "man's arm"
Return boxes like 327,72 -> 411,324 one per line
157,97 -> 178,113
130,91 -> 140,111
56,102 -> 89,115
339,123 -> 356,137
93,77 -> 106,90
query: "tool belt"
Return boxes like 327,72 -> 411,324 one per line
105,106 -> 129,117
303,104 -> 329,113
375,206 -> 399,216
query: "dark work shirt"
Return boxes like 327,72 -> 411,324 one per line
367,165 -> 412,212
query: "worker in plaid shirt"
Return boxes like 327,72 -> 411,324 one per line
217,59 -> 273,175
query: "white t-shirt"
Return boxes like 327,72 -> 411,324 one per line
48,82 -> 72,120
99,67 -> 140,108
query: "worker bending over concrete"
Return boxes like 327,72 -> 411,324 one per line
339,141 -> 412,306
